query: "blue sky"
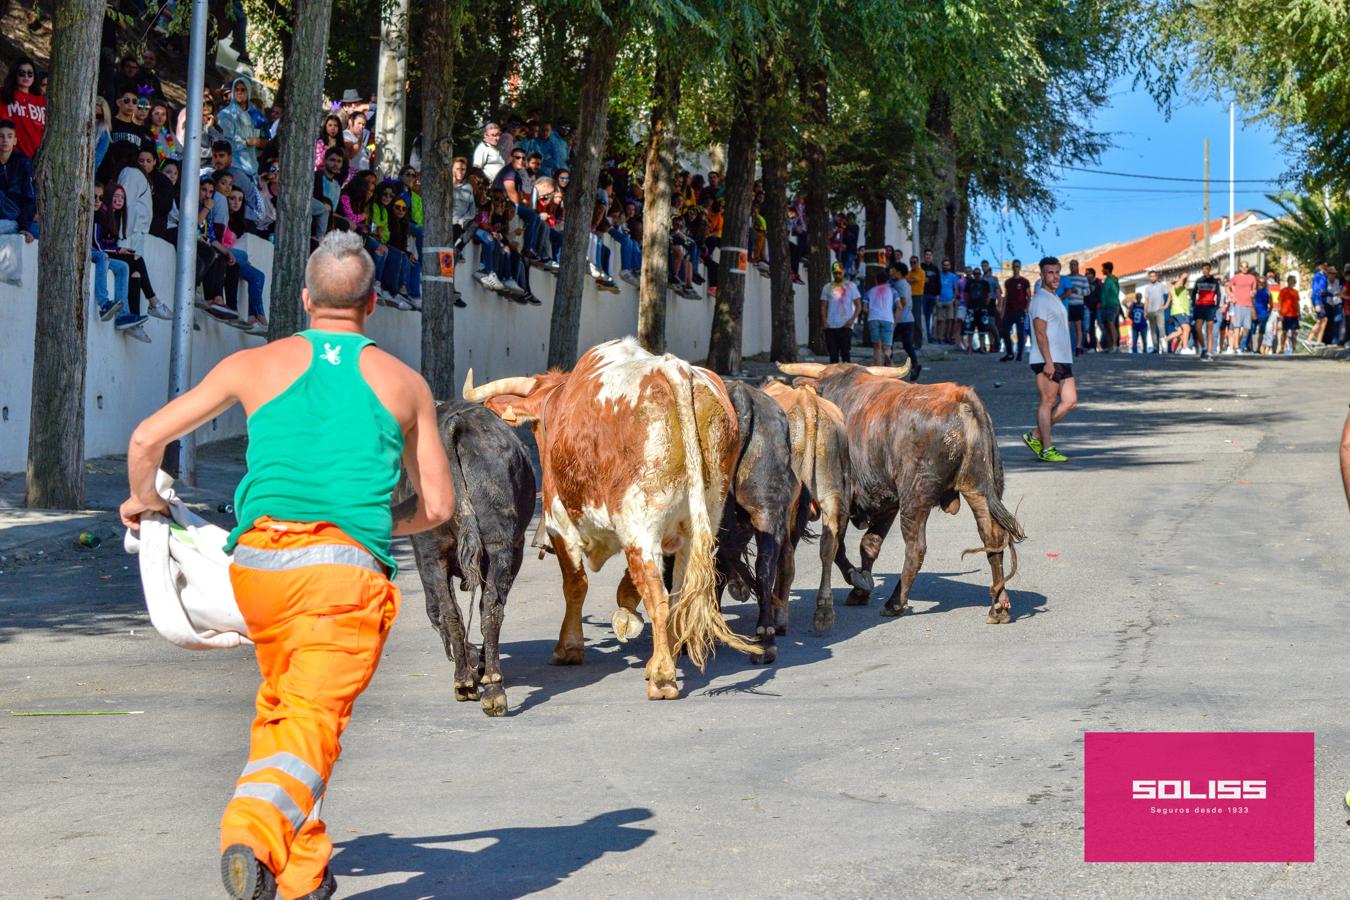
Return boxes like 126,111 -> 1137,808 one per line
968,76 -> 1295,264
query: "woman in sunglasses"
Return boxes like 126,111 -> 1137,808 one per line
2,55 -> 46,158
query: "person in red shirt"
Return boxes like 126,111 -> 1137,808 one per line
1278,275 -> 1301,355
1225,260 -> 1259,353
1,57 -> 45,158
1000,258 -> 1032,361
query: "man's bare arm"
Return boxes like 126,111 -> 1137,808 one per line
392,379 -> 455,536
120,356 -> 245,526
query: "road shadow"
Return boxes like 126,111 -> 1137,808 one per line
331,807 -> 656,900
678,566 -> 1049,697
0,555 -> 148,644
500,627 -> 644,716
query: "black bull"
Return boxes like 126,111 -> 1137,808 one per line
781,363 -> 1026,624
399,402 -> 537,716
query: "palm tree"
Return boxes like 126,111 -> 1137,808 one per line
1262,192 -> 1350,269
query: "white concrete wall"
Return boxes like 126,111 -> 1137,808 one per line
0,232 -> 807,473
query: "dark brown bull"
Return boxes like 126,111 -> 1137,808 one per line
716,381 -> 800,664
399,403 -> 537,716
778,362 -> 1025,624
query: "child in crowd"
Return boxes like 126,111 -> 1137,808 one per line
1278,275 -> 1300,356
1128,293 -> 1147,353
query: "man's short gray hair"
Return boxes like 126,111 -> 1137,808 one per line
306,230 -> 375,309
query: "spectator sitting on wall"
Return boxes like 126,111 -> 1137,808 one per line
206,140 -> 264,224
472,122 -> 506,182
0,119 -> 38,242
2,57 -> 46,159
110,87 -> 153,154
316,113 -> 344,171
136,50 -> 165,101
312,147 -> 345,236
138,148 -> 178,241
148,100 -> 178,161
216,78 -> 263,179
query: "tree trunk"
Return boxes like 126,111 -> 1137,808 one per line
921,89 -> 959,270
26,0 -> 106,510
863,192 -> 887,281
268,0 -> 334,341
706,53 -> 761,375
799,59 -> 830,356
547,17 -> 622,370
637,53 -> 681,355
418,1 -> 458,400
375,0 -> 410,177
762,132 -> 796,362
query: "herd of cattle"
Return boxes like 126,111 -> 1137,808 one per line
405,337 -> 1025,715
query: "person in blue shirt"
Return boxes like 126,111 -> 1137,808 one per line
1251,278 -> 1271,353
937,258 -> 960,344
1128,293 -> 1147,353
1309,262 -> 1330,342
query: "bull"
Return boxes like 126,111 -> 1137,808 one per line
400,403 -> 537,716
778,362 -> 1025,624
464,337 -> 756,700
759,379 -> 863,632
715,381 -> 800,664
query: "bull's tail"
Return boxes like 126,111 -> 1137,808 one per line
801,386 -> 820,495
957,394 -> 1026,584
447,416 -> 484,596
664,364 -> 757,668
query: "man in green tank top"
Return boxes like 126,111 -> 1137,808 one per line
121,231 -> 454,900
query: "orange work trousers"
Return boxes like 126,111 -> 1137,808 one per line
221,517 -> 400,898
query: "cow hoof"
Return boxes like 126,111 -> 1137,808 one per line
845,588 -> 871,607
611,608 -> 645,643
647,679 -> 680,700
480,684 -> 508,717
750,645 -> 777,666
814,606 -> 836,633
774,625 -> 787,637
880,603 -> 907,618
549,646 -> 585,666
986,608 -> 1012,625
848,569 -> 875,593
454,680 -> 480,701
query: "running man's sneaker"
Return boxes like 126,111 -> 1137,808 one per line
147,300 -> 172,320
98,299 -> 123,321
221,844 -> 277,900
1038,446 -> 1068,462
1022,432 -> 1043,455
114,312 -> 148,331
125,323 -> 152,343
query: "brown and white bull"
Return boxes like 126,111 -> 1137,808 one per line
778,362 -> 1026,624
464,337 -> 756,699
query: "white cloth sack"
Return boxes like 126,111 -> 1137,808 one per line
124,470 -> 252,650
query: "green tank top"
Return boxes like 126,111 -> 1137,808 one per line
225,330 -> 405,575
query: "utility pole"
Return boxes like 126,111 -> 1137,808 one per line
165,0 -> 209,485
1228,102 -> 1236,276
1202,138 -> 1210,266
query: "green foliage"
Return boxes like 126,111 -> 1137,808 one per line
1261,193 -> 1350,270
1148,0 -> 1350,191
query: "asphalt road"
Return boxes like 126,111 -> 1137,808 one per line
3,347 -> 1348,899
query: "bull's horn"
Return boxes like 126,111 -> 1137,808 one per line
864,361 -> 912,379
463,372 -> 539,402
777,362 -> 826,377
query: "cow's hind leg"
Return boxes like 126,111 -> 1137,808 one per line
883,506 -> 930,617
550,537 -> 588,665
625,546 -> 680,700
845,508 -> 897,606
813,497 -> 846,632
411,537 -> 477,701
749,528 -> 781,665
964,491 -> 1012,624
477,547 -> 519,716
